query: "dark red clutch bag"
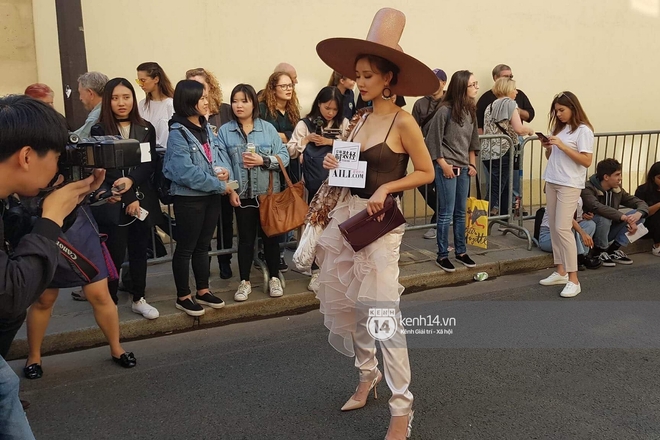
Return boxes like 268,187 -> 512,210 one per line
338,195 -> 406,252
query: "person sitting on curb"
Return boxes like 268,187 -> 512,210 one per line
538,197 -> 601,270
634,161 -> 660,257
581,158 -> 648,266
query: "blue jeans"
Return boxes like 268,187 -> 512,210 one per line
593,210 -> 645,249
435,164 -> 470,258
0,357 -> 35,439
482,154 -> 510,214
539,220 -> 596,256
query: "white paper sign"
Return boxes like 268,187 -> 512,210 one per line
329,161 -> 367,188
625,223 -> 648,243
140,142 -> 151,163
332,141 -> 360,170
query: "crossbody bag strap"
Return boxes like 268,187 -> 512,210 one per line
274,155 -> 294,189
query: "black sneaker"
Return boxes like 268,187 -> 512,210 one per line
610,250 -> 633,265
455,254 -> 476,268
436,257 -> 455,273
279,256 -> 289,273
598,252 -> 616,267
195,292 -> 225,309
175,297 -> 205,316
583,255 -> 602,270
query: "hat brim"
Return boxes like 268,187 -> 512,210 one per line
316,37 -> 439,97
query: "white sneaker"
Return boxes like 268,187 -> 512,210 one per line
234,281 -> 251,302
269,277 -> 284,298
307,271 -> 320,293
560,281 -> 581,298
423,228 -> 437,239
653,245 -> 660,257
539,271 -> 569,286
131,298 -> 159,319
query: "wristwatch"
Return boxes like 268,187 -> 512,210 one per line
261,155 -> 271,168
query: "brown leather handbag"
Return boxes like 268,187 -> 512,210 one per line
258,156 -> 309,237
338,195 -> 406,252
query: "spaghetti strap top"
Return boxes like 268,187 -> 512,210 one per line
350,112 -> 409,199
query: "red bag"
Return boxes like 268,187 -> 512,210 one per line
338,195 -> 405,252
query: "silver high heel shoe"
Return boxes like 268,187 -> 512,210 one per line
340,369 -> 383,411
384,410 -> 415,440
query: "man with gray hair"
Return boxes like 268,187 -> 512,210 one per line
73,71 -> 108,138
274,62 -> 298,84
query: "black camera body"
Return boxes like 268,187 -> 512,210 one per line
313,117 -> 325,135
60,134 -> 142,182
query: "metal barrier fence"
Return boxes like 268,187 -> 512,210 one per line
519,130 -> 660,232
144,133 -> 534,266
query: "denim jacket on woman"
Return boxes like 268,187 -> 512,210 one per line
217,118 -> 290,199
163,121 -> 232,197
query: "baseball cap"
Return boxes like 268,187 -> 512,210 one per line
433,69 -> 447,82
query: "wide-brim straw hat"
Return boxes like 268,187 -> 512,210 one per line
316,8 -> 438,97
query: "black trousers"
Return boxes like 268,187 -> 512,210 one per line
646,211 -> 660,243
215,195 -> 234,265
234,199 -> 279,281
416,182 -> 438,224
0,314 -> 25,359
99,215 -> 151,303
172,195 -> 221,297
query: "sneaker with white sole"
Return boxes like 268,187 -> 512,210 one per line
598,252 -> 616,267
539,272 -> 569,286
610,249 -> 633,265
132,298 -> 159,320
234,281 -> 251,302
560,281 -> 581,298
269,277 -> 284,298
175,298 -> 205,317
423,228 -> 437,240
195,292 -> 225,309
653,245 -> 660,257
307,271 -> 320,293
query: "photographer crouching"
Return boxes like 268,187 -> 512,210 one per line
0,95 -> 105,438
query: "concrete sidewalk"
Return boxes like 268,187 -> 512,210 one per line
6,221 -> 652,360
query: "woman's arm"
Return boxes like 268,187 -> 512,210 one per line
510,109 -> 534,136
286,120 -> 310,159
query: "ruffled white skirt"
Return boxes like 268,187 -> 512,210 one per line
315,195 -> 405,357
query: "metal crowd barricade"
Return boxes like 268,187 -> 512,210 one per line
401,133 -> 533,249
520,130 -> 660,233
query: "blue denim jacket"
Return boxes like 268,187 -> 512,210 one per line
218,119 -> 289,199
163,122 -> 232,196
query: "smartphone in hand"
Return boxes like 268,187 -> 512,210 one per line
452,166 -> 461,176
536,132 -> 550,143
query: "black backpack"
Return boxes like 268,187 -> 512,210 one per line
151,146 -> 174,205
301,118 -> 333,197
533,207 -> 545,242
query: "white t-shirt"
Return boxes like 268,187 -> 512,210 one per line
138,98 -> 174,147
543,124 -> 594,189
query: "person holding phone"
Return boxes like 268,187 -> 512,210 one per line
163,80 -> 231,316
217,84 -> 290,302
538,91 -> 594,298
424,70 -> 481,273
90,77 -> 160,319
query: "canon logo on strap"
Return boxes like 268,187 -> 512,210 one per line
56,240 -> 78,261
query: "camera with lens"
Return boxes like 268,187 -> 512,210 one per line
313,117 -> 342,139
313,116 -> 324,135
59,134 -> 143,182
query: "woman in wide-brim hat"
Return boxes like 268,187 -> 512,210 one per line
315,8 -> 436,440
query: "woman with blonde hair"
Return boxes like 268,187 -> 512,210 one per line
538,91 -> 594,298
316,8 -> 437,439
481,77 -> 535,216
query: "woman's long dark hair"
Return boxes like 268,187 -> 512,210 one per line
642,161 -> 660,193
305,86 -> 344,129
548,91 -> 593,135
440,70 -> 476,125
98,77 -> 145,136
137,62 -> 174,106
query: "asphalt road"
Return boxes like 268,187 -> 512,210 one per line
10,254 -> 660,440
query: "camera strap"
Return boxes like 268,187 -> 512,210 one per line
55,236 -> 99,284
